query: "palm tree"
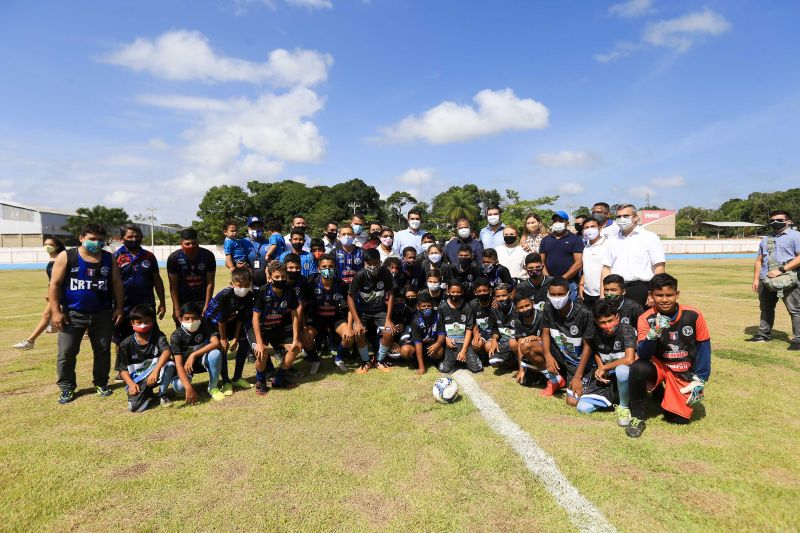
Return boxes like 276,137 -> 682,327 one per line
438,189 -> 481,224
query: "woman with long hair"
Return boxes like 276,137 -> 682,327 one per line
521,213 -> 547,254
13,237 -> 66,350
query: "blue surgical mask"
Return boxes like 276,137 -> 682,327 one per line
352,224 -> 362,235
320,268 -> 335,279
422,308 -> 433,318
83,239 -> 105,253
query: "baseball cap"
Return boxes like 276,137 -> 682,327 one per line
247,216 -> 264,227
552,210 -> 569,221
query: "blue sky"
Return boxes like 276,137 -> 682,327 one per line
1,0 -> 798,225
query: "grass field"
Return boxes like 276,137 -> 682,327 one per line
1,259 -> 798,532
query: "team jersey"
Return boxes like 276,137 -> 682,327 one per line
253,284 -> 299,330
514,309 -> 543,339
308,275 -> 348,323
114,245 -> 159,313
442,263 -> 482,299
391,302 -> 415,327
438,300 -> 474,342
591,322 -> 637,363
115,330 -> 170,373
468,299 -> 493,340
203,286 -> 254,327
334,245 -> 364,284
46,260 -> 55,280
481,264 -> 514,289
287,274 -> 313,306
401,260 -> 424,290
223,237 -> 254,265
61,248 -> 114,314
279,250 -> 318,278
515,275 -> 553,305
543,301 -> 594,367
349,268 -> 394,315
247,238 -> 271,287
170,320 -> 220,357
614,297 -> 644,327
410,309 -> 446,344
265,233 -> 287,261
489,306 -> 518,343
417,288 -> 444,309
166,248 -> 217,306
637,305 -> 711,380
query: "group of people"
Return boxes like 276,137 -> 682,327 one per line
15,201 -> 724,439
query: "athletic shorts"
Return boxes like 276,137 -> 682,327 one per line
552,350 -> 590,398
650,358 -> 695,420
359,312 -> 388,335
309,317 -> 347,333
489,340 -> 514,365
246,326 -> 294,350
580,375 -> 616,408
174,353 -> 213,376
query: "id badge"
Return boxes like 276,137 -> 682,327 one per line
253,260 -> 261,269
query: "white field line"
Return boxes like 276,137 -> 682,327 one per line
453,370 -> 617,533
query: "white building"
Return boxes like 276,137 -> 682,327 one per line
0,200 -> 76,247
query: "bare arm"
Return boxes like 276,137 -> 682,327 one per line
48,251 -> 68,329
652,262 -> 666,275
153,271 -> 166,319
203,272 -> 215,313
562,253 -> 583,281
110,260 -> 125,325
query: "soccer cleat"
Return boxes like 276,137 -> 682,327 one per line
255,381 -> 269,397
335,359 -> 348,372
309,361 -> 321,375
355,361 -> 371,375
209,387 -> 225,401
375,361 -> 392,373
488,355 -> 505,366
220,382 -> 234,396
57,389 -> 75,404
625,418 -> 646,438
271,378 -> 299,389
232,378 -> 253,390
540,375 -> 566,397
788,341 -> 800,351
159,395 -> 174,408
745,334 -> 771,342
95,385 -> 113,397
388,350 -> 402,359
13,339 -> 34,350
615,405 -> 632,427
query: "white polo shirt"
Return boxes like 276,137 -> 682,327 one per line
495,244 -> 528,279
582,235 -> 609,296
602,225 -> 665,282
600,220 -> 620,240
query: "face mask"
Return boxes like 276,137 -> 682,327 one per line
593,212 -> 608,224
287,271 -> 299,281
427,282 -> 440,292
503,235 -> 516,245
457,228 -> 471,239
421,242 -> 433,251
574,223 -> 584,233
352,224 -> 363,235
365,265 -> 379,276
292,242 -> 304,251
370,231 -> 381,240
404,258 -> 416,267
600,319 -> 620,335
551,222 -> 566,233
476,293 -> 491,303
616,217 -> 633,230
326,232 -> 337,241
406,298 -> 417,307
421,308 -> 433,318
527,267 -> 543,278
272,279 -> 287,290
381,236 -> 393,247
182,320 -> 201,333
409,219 -> 421,230
132,323 -> 153,334
519,307 -> 535,318
181,244 -> 198,255
459,258 -> 472,268
548,294 -> 569,310
487,215 -> 500,226
123,239 -> 142,250
428,253 -> 442,264
449,294 -> 462,304
604,293 -> 621,302
248,229 -> 263,239
320,268 -> 335,279
583,228 -> 599,241
83,239 -> 105,253
771,220 -> 788,231
44,245 -> 56,254
339,235 -> 354,247
312,251 -> 324,260
482,263 -> 494,274
498,299 -> 512,313
233,287 -> 251,297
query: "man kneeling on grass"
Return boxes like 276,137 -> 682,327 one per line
170,303 -> 224,404
116,304 -> 176,412
626,273 -> 711,438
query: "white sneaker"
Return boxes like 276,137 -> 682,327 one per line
13,340 -> 34,350
335,359 -> 348,372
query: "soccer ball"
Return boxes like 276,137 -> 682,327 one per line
432,377 -> 459,404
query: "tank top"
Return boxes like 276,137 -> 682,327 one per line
62,248 -> 113,313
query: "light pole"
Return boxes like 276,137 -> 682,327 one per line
348,201 -> 361,215
146,207 -> 157,247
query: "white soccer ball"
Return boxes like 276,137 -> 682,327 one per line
432,377 -> 459,404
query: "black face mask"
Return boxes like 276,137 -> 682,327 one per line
287,271 -> 299,281
272,280 -> 287,290
520,307 -> 535,318
370,231 -> 380,240
476,293 -> 491,303
503,235 -> 516,245
124,239 -> 142,250
292,242 -> 304,251
771,220 -> 788,231
498,299 -> 513,313
574,223 -> 584,233
326,232 -> 337,241
449,295 -> 462,305
592,213 -> 607,224
406,298 -> 417,308
459,258 -> 472,268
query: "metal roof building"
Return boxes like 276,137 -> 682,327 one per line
0,200 -> 77,247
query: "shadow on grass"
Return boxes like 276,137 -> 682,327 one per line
744,325 -> 790,342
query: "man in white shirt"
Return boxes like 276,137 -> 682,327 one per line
495,225 -> 528,280
322,221 -> 339,253
601,204 -> 666,307
579,216 -> 609,307
592,202 -> 620,240
479,205 -> 506,250
284,214 -> 311,252
393,208 -> 425,255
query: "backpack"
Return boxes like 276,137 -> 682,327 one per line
762,236 -> 798,298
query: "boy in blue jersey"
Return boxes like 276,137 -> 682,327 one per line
280,228 -> 317,277
334,224 -> 364,288
398,291 -> 445,374
264,219 -> 286,262
223,220 -> 254,271
245,216 -> 272,288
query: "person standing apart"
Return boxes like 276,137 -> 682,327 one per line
480,205 -> 506,251
539,211 -> 584,302
601,204 -> 665,308
14,237 -> 66,350
748,210 -> 800,350
49,223 -> 125,404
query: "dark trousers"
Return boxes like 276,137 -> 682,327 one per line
56,309 -> 113,391
758,282 -> 800,341
628,359 -> 689,424
625,280 -> 650,308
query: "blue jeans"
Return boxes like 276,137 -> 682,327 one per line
568,280 -> 579,302
172,349 -> 223,393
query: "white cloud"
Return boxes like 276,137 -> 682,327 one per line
380,88 -> 549,144
102,154 -> 155,167
285,0 -> 332,9
643,9 -> 731,52
609,0 -> 654,18
650,174 -> 685,188
148,138 -> 169,150
104,190 -> 137,205
557,182 -> 585,195
100,30 -> 333,86
629,185 -> 656,200
535,150 -> 600,167
137,94 -> 233,112
396,168 -> 434,185
594,41 -> 639,63
233,0 -> 332,14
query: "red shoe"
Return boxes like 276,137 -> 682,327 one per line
540,375 -> 566,397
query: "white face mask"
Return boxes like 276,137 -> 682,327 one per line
233,287 -> 251,297
409,219 -> 421,230
182,320 -> 201,333
583,227 -> 599,241
487,215 -> 500,226
380,236 -> 393,247
339,235 -> 354,246
457,228 -> 471,239
427,282 -> 441,292
421,242 -> 433,251
548,294 -> 569,310
551,222 -> 566,233
428,253 -> 442,264
616,217 -> 634,230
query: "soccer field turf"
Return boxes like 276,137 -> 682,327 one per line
1,259 -> 798,532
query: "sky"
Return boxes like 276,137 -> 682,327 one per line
1,0 -> 799,225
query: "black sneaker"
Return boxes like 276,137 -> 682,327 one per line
255,380 -> 269,397
625,418 -> 646,438
58,389 -> 75,404
746,334 -> 771,342
95,385 -> 113,397
788,341 -> 800,351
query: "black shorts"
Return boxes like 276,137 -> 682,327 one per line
359,311 -> 388,334
308,316 -> 347,333
247,327 -> 294,349
552,350 -> 590,396
581,375 -> 616,408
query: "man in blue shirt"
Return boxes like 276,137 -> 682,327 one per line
280,228 -> 318,277
246,215 -> 272,288
539,211 -> 584,302
479,205 -> 505,250
748,210 -> 800,349
445,217 -> 483,264
393,208 -> 425,255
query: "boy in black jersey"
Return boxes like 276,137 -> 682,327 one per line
443,245 -> 481,300
541,278 -> 595,404
515,253 -> 553,305
401,247 -> 424,290
602,274 -> 644,326
438,281 -> 482,374
398,292 -> 445,374
304,254 -> 353,373
417,268 -> 445,308
388,285 -> 416,359
203,267 -> 255,395
480,249 -> 514,289
115,305 -> 176,411
166,228 -> 216,326
486,283 -> 519,369
249,262 -> 302,395
348,248 -> 395,374
469,278 -> 494,361
577,299 -> 637,426
170,303 -> 224,404
513,293 -> 546,386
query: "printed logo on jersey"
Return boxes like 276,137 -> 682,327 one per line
280,301 -> 288,308
570,325 -> 579,336
141,260 -> 151,269
194,334 -> 203,343
613,341 -> 622,350
377,282 -> 384,290
100,266 -> 110,276
682,326 -> 694,336
621,317 -> 630,324
354,257 -> 362,265
87,268 -> 96,277
198,263 -> 206,271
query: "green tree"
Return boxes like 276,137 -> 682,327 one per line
675,217 -> 695,237
385,191 -> 418,227
433,187 -> 481,224
502,195 -> 559,231
152,230 -> 180,245
63,205 -> 130,238
195,185 -> 253,243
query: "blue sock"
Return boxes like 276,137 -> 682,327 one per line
377,344 -> 389,362
206,350 -> 222,390
615,364 -> 630,408
357,345 -> 370,362
275,367 -> 287,384
256,370 -> 265,383
336,344 -> 347,363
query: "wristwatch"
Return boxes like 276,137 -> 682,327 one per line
779,266 -> 787,273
